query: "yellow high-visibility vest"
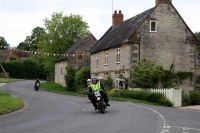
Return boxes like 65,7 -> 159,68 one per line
91,82 -> 101,91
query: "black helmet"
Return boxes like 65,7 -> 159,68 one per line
92,78 -> 98,83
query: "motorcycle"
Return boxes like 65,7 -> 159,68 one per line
35,83 -> 40,91
94,90 -> 106,114
86,88 -> 93,102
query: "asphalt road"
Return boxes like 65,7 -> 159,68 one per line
0,81 -> 200,133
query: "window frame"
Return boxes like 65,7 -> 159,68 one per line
95,54 -> 98,68
116,48 -> 120,64
77,52 -> 84,60
105,51 -> 108,66
150,20 -> 157,32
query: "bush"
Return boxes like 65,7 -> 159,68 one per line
75,66 -> 90,89
104,76 -> 114,91
189,90 -> 200,105
119,90 -> 173,107
182,91 -> 191,106
65,65 -> 77,91
109,88 -> 120,97
0,73 -> 6,78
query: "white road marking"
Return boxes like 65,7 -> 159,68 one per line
43,95 -> 57,99
0,83 -> 6,86
65,100 -> 81,106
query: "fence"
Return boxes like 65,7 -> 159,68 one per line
46,76 -> 54,82
151,88 -> 182,107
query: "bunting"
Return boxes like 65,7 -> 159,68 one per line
0,45 -> 85,57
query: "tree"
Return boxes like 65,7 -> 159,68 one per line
195,32 -> 200,54
17,27 -> 45,51
131,59 -> 165,88
0,36 -> 9,49
38,12 -> 90,75
65,65 -> 77,91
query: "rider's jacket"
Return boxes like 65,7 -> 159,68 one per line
90,82 -> 101,91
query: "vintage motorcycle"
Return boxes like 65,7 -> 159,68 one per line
94,90 -> 106,114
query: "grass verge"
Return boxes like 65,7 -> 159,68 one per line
0,90 -> 24,115
0,78 -> 24,83
41,82 -> 168,107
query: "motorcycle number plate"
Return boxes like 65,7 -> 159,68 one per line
97,97 -> 100,100
94,91 -> 100,97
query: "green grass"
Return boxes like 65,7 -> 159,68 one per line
0,78 -> 24,83
0,90 -> 24,115
41,82 -> 169,107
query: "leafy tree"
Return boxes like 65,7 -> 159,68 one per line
195,32 -> 200,54
0,36 -> 9,49
17,27 -> 45,51
65,65 -> 77,91
131,59 -> 165,88
75,67 -> 90,87
38,12 -> 90,75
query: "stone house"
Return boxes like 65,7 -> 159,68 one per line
54,34 -> 97,86
90,0 -> 198,91
0,50 -> 28,61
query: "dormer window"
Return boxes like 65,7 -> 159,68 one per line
150,20 -> 157,32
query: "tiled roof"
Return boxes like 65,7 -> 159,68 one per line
55,34 -> 91,62
90,8 -> 154,53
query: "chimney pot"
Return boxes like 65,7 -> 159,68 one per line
112,10 -> 124,26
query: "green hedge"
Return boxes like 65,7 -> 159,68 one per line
0,60 -> 48,79
119,90 -> 173,107
189,90 -> 200,105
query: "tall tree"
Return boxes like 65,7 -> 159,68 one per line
0,36 -> 9,49
38,12 -> 90,75
17,27 -> 45,51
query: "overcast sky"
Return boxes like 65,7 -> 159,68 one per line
0,0 -> 200,47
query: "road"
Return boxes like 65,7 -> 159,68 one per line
0,81 -> 200,133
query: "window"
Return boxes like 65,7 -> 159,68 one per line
10,58 -> 16,61
133,46 -> 137,50
116,74 -> 120,89
133,60 -> 137,63
133,53 -> 137,58
150,20 -> 157,32
95,54 -> 98,67
105,51 -> 108,65
116,48 -> 120,63
78,52 -> 83,60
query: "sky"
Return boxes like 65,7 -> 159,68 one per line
0,0 -> 200,47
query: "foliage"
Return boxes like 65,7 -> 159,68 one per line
131,59 -> 165,88
176,71 -> 193,82
0,36 -> 9,49
38,12 -> 90,75
182,91 -> 191,106
103,75 -> 115,91
189,90 -> 200,105
0,60 -> 47,79
65,65 -> 77,91
194,32 -> 200,54
75,67 -> 90,87
0,74 -> 6,78
108,88 -> 120,97
17,27 -> 46,51
119,90 -> 173,107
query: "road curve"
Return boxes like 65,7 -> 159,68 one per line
0,81 -> 200,133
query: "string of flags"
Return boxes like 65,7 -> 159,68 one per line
0,45 -> 84,57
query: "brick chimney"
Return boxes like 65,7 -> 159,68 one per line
112,10 -> 124,26
156,0 -> 172,5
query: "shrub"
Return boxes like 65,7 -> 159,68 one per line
182,91 -> 191,106
147,92 -> 164,103
104,76 -> 114,91
158,97 -> 173,107
65,65 -> 77,91
0,73 -> 6,78
109,88 -> 120,97
75,66 -> 90,88
189,90 -> 200,105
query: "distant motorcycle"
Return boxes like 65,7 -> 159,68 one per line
94,90 -> 106,114
34,83 -> 40,91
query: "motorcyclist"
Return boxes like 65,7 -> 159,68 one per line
89,78 -> 110,110
86,79 -> 92,100
97,77 -> 110,106
35,79 -> 40,88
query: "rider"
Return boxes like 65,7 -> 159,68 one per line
97,77 -> 110,106
86,79 -> 92,100
35,79 -> 40,88
89,78 -> 110,110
